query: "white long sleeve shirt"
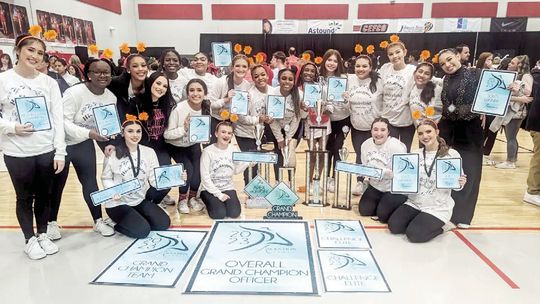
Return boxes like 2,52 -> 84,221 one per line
168,71 -> 191,104
405,148 -> 461,223
379,63 -> 416,127
163,101 -> 202,147
268,86 -> 305,142
178,69 -> 218,101
348,75 -> 383,131
408,84 -> 443,127
234,85 -> 269,139
0,69 -> 66,160
101,145 -> 159,208
199,143 -> 249,201
208,76 -> 251,120
360,136 -> 406,192
62,84 -> 117,146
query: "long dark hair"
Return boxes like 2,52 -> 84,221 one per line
185,78 -> 211,115
1,53 -> 13,69
417,119 -> 449,156
115,120 -> 143,159
297,62 -> 319,89
476,52 -> 493,70
415,63 -> 436,104
227,54 -> 249,91
139,72 -> 175,128
355,55 -> 380,94
278,68 -> 301,118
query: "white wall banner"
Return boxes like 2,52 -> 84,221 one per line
443,18 -> 482,32
352,19 -> 397,33
307,20 -> 344,34
397,19 -> 435,33
263,19 -> 299,34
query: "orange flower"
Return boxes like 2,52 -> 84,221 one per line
29,25 -> 42,37
43,30 -> 57,41
412,110 -> 422,120
88,44 -> 99,55
366,45 -> 375,55
136,42 -> 146,53
379,41 -> 389,49
390,34 -> 400,43
302,53 -> 311,61
354,43 -> 363,54
243,46 -> 253,55
125,114 -> 138,122
425,106 -> 435,117
230,114 -> 239,122
420,50 -> 431,61
248,57 -> 254,66
314,56 -> 323,65
138,112 -> 149,121
220,109 -> 230,120
102,48 -> 113,59
432,53 -> 439,64
255,52 -> 265,63
234,43 -> 242,54
119,42 -> 130,54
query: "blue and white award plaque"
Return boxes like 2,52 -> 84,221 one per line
211,42 -> 232,67
15,96 -> 51,131
92,104 -> 121,136
391,153 -> 419,193
189,115 -> 211,143
436,158 -> 462,189
154,164 -> 185,190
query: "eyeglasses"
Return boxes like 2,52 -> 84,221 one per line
89,70 -> 111,76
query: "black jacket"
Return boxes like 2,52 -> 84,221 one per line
525,68 -> 540,132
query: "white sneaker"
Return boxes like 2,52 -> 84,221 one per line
482,155 -> 495,166
189,197 -> 205,212
47,221 -> 61,241
161,194 -> 176,206
24,236 -> 46,260
457,223 -> 470,229
177,199 -> 190,214
495,161 -> 516,169
103,218 -> 116,228
37,233 -> 58,255
327,177 -> 335,193
93,218 -> 115,237
352,181 -> 364,196
523,192 -> 540,207
442,222 -> 456,232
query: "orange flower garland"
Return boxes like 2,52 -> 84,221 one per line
230,114 -> 239,122
248,57 -> 255,66
43,30 -> 57,41
119,43 -> 130,54
138,112 -> 149,121
379,41 -> 389,49
220,109 -> 230,120
243,46 -> 253,55
314,56 -> 323,65
88,44 -> 99,55
102,48 -> 113,59
420,50 -> 431,61
136,42 -> 146,53
366,45 -> 375,55
255,52 -> 265,63
412,110 -> 422,120
234,43 -> 242,54
425,106 -> 435,117
125,114 -> 138,122
390,34 -> 400,43
29,25 -> 42,37
432,53 -> 439,64
354,43 -> 363,54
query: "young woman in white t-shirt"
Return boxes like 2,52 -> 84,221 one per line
388,119 -> 466,243
0,34 -> 65,259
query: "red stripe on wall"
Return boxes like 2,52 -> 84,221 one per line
431,2 -> 498,18
358,3 -> 423,19
79,0 -> 121,14
285,4 -> 349,19
138,4 -> 203,20
212,4 -> 275,20
507,2 -> 540,17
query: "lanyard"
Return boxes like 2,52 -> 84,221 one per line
127,146 -> 141,177
423,148 -> 439,177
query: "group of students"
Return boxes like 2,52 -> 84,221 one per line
0,33 -> 533,260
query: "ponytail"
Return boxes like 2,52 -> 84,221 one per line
437,136 -> 449,157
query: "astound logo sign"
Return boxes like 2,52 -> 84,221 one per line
228,225 -> 294,253
307,20 -> 343,34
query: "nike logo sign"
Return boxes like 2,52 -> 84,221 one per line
501,21 -> 516,27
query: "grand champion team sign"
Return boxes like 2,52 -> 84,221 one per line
91,230 -> 207,287
185,220 -> 318,295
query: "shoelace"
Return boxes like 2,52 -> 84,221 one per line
103,218 -> 116,227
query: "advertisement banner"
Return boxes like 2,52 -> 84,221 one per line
263,19 -> 299,34
443,18 -> 482,32
352,19 -> 396,33
490,17 -> 527,32
397,19 -> 434,33
307,20 -> 344,34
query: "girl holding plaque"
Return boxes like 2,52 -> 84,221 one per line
52,58 -> 117,239
108,54 -> 148,121
199,121 -> 250,219
388,119 -> 466,243
359,118 -> 407,223
102,119 -> 175,238
380,41 -> 417,152
319,49 -> 349,193
269,68 -> 305,179
346,55 -> 383,196
165,79 -> 210,214
0,34 -> 66,259
208,54 -> 251,144
158,49 -> 189,104
437,48 -> 482,229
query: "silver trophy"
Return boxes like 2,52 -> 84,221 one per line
254,123 -> 264,151
281,125 -> 291,167
338,126 -> 350,161
315,99 -> 323,125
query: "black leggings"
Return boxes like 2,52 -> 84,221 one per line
4,151 -> 55,240
170,144 -> 201,194
482,115 -> 497,156
106,200 -> 170,239
388,204 -> 445,243
200,190 -> 241,220
326,117 -> 351,178
388,124 -> 416,152
359,185 -> 407,223
235,136 -> 258,185
351,128 -> 372,181
143,144 -> 171,203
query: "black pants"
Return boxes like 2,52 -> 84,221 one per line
170,144 -> 201,194
4,151 -> 55,240
235,136 -> 258,185
388,204 -> 445,243
106,200 -> 170,239
482,115 -> 497,156
359,185 -> 407,223
438,117 -> 483,225
351,128 -> 372,181
326,117 -> 351,178
200,190 -> 241,219
143,142 -> 172,203
388,124 -> 416,152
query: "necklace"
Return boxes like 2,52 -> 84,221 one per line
423,148 -> 439,177
127,146 -> 141,177
442,69 -> 467,114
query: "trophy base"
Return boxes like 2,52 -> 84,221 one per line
303,200 -> 330,207
331,203 -> 351,210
